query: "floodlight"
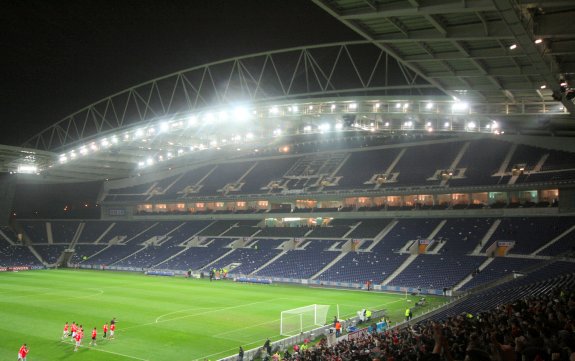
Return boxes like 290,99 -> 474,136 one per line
303,125 -> 312,132
135,128 -> 144,138
187,115 -> 198,126
204,113 -> 215,123
426,122 -> 431,127
427,127 -> 434,132
452,102 -> 468,111
17,164 -> 38,174
319,123 -> 330,131
403,103 -> 409,109
349,103 -> 357,110
218,111 -> 228,121
209,140 -> 218,147
269,106 -> 279,115
384,122 -> 389,127
308,105 -> 313,110
395,103 -> 401,109
273,128 -> 282,137
335,123 -> 343,130
101,138 -> 110,147
138,161 -> 145,168
177,149 -> 184,155
70,151 -> 77,159
375,103 -> 380,109
444,122 -> 450,128
159,122 -> 170,133
467,122 -> 476,130
246,132 -> 254,140
426,103 -> 434,110
111,136 -> 119,144
90,142 -> 98,151
79,147 -> 88,155
534,39 -> 543,44
509,44 -> 517,50
233,107 -> 249,121
146,158 -> 154,166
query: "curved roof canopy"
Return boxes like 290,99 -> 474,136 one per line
5,0 -> 575,182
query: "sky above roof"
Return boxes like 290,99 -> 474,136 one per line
1,0 -> 359,147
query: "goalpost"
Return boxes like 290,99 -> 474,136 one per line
280,304 -> 330,336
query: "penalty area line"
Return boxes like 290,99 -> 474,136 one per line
59,340 -> 149,361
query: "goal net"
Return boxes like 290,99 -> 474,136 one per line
280,304 -> 330,336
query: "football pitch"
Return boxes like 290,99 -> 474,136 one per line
0,269 -> 447,361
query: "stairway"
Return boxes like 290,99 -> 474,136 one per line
381,254 -> 418,286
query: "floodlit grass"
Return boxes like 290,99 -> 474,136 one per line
0,269 -> 446,360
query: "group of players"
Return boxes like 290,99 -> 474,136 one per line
61,318 -> 117,352
16,318 -> 117,360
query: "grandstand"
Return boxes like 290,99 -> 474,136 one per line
1,1 -> 575,360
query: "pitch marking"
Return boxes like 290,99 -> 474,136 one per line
59,340 -> 149,361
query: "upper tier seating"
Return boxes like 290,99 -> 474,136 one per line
103,138 -> 575,201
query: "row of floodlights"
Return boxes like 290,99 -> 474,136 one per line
509,38 -> 544,51
135,123 -> 348,168
134,119 -> 502,169
57,100 -> 473,165
355,120 -> 500,133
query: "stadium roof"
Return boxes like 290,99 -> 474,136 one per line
312,0 -> 575,110
4,0 -> 575,183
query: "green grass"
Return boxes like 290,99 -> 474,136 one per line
0,269 -> 446,361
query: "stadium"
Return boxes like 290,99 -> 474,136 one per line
2,1 -> 575,360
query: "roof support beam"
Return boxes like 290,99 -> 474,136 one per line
311,0 -> 456,100
371,21 -> 514,42
340,0 -> 496,19
452,41 -> 515,102
493,0 -> 575,115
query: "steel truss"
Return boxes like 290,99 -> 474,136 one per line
23,41 -> 438,151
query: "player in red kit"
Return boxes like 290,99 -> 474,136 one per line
74,327 -> 83,352
90,327 -> 97,346
17,343 -> 29,361
62,322 -> 69,340
103,322 -> 108,338
109,323 -> 116,339
70,322 -> 78,342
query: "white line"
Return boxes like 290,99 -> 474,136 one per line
191,335 -> 283,361
59,340 -> 149,361
213,318 -> 280,338
155,307 -> 214,323
123,298 -> 284,331
62,288 -> 105,301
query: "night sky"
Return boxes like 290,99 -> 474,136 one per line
1,0 -> 359,147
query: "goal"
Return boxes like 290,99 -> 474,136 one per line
280,304 -> 330,336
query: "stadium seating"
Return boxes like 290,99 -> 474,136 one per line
255,239 -> 340,279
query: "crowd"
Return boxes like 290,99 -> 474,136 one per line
277,284 -> 574,361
